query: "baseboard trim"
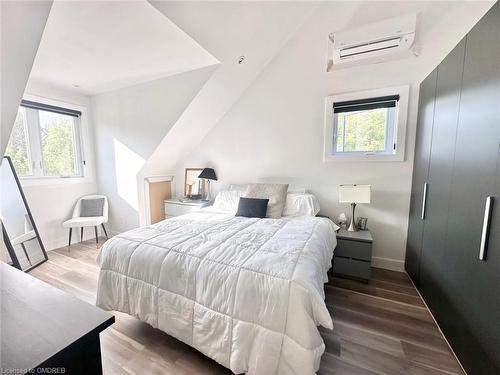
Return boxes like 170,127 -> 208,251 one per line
371,256 -> 405,272
44,237 -> 69,251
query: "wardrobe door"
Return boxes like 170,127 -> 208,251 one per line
405,69 -> 437,284
418,39 -> 465,321
443,3 -> 500,373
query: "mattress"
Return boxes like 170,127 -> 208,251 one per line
96,208 -> 337,375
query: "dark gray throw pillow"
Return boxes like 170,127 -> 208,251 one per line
235,197 -> 269,218
80,198 -> 104,217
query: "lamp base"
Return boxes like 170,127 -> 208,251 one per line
205,180 -> 211,201
348,202 -> 358,232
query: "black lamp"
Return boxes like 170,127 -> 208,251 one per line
198,168 -> 217,201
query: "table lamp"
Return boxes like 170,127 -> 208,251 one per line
198,168 -> 217,201
339,184 -> 371,231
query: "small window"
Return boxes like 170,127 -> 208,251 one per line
333,95 -> 398,155
5,100 -> 85,178
324,86 -> 409,162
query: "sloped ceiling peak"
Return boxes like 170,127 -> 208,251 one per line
143,1 -> 320,175
30,0 -> 219,95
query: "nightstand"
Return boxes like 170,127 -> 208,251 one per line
334,228 -> 373,281
164,199 -> 211,218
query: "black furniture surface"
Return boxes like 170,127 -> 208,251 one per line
405,3 -> 500,373
0,263 -> 114,374
334,228 -> 372,281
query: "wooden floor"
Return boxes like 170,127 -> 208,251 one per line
28,239 -> 464,375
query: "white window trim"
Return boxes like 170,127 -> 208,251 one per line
323,85 -> 409,162
18,94 -> 95,186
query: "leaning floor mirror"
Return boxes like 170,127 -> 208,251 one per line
1,156 -> 47,271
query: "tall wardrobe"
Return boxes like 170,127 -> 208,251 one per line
405,2 -> 500,374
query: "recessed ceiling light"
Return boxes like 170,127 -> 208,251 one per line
73,84 -> 80,88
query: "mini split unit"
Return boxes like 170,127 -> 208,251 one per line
328,14 -> 418,70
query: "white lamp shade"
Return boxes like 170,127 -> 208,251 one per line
339,184 -> 371,204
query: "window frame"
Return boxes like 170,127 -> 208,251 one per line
324,85 -> 409,162
8,94 -> 93,186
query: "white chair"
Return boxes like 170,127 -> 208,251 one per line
63,195 -> 108,247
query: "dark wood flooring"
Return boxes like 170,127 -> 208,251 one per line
28,239 -> 464,375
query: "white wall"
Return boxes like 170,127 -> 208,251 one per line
91,66 -> 216,234
172,1 -> 494,271
4,1 -> 492,263
144,1 -> 318,179
1,0 -> 52,156
0,2 -> 91,252
20,79 -> 98,250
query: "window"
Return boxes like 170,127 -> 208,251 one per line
324,86 -> 409,162
5,100 -> 85,178
6,108 -> 33,176
333,95 -> 398,155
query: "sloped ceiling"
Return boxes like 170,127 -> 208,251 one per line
144,0 -> 495,181
29,0 -> 219,95
5,0 -> 494,232
1,0 -> 53,157
143,1 -> 320,176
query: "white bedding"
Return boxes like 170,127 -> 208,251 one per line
96,208 -> 337,375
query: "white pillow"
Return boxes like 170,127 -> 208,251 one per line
230,184 -> 306,194
288,188 -> 308,194
228,184 -> 248,193
213,190 -> 242,213
244,183 -> 289,219
282,193 -> 321,217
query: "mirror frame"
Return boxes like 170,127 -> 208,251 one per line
184,168 -> 205,197
2,156 -> 48,272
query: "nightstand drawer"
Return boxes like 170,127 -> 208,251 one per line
164,200 -> 211,217
165,203 -> 194,217
336,239 -> 372,261
334,256 -> 371,280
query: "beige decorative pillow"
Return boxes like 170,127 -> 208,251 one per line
244,183 -> 289,218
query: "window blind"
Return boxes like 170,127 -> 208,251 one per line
21,100 -> 81,118
333,95 -> 400,113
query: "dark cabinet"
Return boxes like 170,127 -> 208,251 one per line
419,39 -> 465,322
444,6 -> 500,372
404,68 -> 437,284
406,2 -> 500,373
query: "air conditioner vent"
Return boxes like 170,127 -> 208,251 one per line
328,14 -> 417,69
339,37 -> 402,58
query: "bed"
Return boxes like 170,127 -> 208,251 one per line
96,203 -> 337,375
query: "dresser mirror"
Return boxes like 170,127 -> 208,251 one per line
184,168 -> 205,199
1,156 -> 47,271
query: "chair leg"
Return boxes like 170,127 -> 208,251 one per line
95,226 -> 98,245
68,228 -> 72,249
81,227 -> 84,242
101,224 -> 108,239
21,243 -> 32,266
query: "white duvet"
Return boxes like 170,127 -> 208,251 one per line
96,209 -> 337,375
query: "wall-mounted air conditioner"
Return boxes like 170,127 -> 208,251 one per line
328,14 -> 418,70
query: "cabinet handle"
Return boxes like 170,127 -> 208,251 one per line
479,196 -> 494,261
421,183 -> 428,220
